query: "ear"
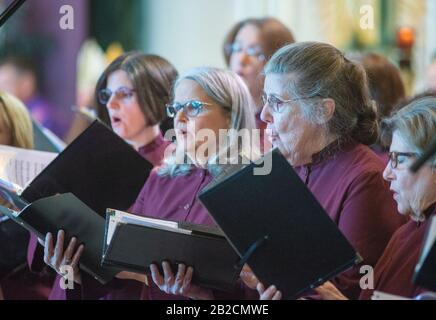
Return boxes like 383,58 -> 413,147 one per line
314,98 -> 336,124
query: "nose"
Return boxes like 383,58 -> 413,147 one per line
260,102 -> 272,124
174,108 -> 188,125
383,163 -> 395,182
232,51 -> 250,67
106,94 -> 118,110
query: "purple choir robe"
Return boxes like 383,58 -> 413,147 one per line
27,133 -> 171,300
294,139 -> 406,300
52,166 -> 249,300
359,204 -> 436,300
133,167 -> 254,300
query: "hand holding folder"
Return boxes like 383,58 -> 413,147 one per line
0,121 -> 155,283
0,193 -> 119,284
102,209 -> 242,291
199,148 -> 362,299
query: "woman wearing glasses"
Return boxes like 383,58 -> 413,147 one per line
42,67 -> 258,300
31,52 -> 178,300
241,42 -> 406,300
95,52 -> 178,163
224,17 -> 295,152
302,96 -> 436,300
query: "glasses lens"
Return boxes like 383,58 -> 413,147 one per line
116,87 -> 134,100
231,42 -> 242,54
98,89 -> 112,104
185,101 -> 202,117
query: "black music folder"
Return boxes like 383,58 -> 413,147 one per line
21,120 -> 154,216
102,209 -> 241,291
414,215 -> 436,291
0,193 -> 118,284
199,148 -> 361,299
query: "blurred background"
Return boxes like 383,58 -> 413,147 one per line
0,0 -> 435,141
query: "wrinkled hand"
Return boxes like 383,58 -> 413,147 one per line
43,230 -> 84,285
257,283 -> 282,300
314,281 -> 348,300
240,264 -> 260,290
150,262 -> 213,300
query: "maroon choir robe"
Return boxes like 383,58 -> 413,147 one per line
359,204 -> 436,300
51,166 -> 249,300
294,139 -> 406,299
28,133 -> 171,300
133,166 -> 254,300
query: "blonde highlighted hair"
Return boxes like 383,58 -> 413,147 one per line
0,91 -> 34,149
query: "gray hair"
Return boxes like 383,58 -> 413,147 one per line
264,41 -> 379,146
159,67 -> 258,177
381,96 -> 436,167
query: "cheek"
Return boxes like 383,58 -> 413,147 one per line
229,55 -> 239,71
275,115 -> 300,142
126,104 -> 147,128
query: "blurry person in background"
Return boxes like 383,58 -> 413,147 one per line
0,91 -> 53,300
0,56 -> 61,137
64,39 -> 108,144
350,52 -> 406,161
223,17 -> 295,152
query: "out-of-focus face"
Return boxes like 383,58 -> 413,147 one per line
383,131 -> 436,217
261,73 -> 322,166
229,24 -> 265,109
173,79 -> 230,165
105,70 -> 148,144
426,61 -> 436,91
0,64 -> 20,98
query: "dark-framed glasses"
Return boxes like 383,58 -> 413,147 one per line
388,152 -> 418,169
166,100 -> 212,118
98,87 -> 136,105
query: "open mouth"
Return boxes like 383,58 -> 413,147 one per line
111,116 -> 122,126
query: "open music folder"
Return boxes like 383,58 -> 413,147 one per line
199,148 -> 361,299
0,120 -> 155,280
102,209 -> 242,291
0,193 -> 118,284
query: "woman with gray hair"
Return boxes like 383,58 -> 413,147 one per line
40,67 -> 258,300
242,42 -> 405,300
308,96 -> 436,300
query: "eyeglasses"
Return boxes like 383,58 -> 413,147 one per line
262,93 -> 324,113
388,152 -> 418,169
226,42 -> 266,61
98,87 -> 136,105
262,93 -> 303,113
166,100 -> 213,118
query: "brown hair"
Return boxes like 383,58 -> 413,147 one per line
223,17 -> 295,66
265,42 -> 379,146
349,52 -> 406,118
95,52 -> 178,132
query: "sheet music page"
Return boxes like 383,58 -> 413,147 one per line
0,144 -> 58,188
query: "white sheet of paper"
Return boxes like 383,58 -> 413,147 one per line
0,144 -> 58,188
